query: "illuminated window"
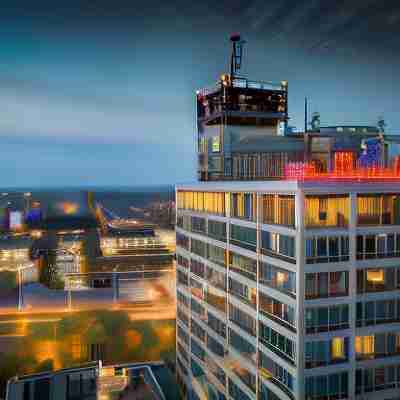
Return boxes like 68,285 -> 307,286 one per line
276,271 -> 287,286
356,336 -> 374,357
177,191 -> 226,215
366,269 -> 384,283
231,193 -> 256,221
262,194 -> 295,226
357,194 -> 400,226
355,336 -> 362,354
305,195 -> 349,227
331,338 -> 345,360
211,136 -> 220,152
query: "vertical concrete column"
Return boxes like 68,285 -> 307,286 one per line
295,188 -> 305,400
113,272 -> 118,304
18,268 -> 23,312
225,191 -> 231,399
348,192 -> 357,400
255,192 -> 261,399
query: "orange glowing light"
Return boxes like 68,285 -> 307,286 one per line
34,340 -> 61,369
334,151 -> 355,173
285,161 -> 400,181
125,329 -> 142,348
58,202 -> 79,215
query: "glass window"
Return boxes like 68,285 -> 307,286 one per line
305,274 -> 316,298
388,234 -> 395,255
328,373 -> 340,396
260,263 -> 296,297
358,194 -> 400,226
365,235 -> 376,258
386,268 -> 396,290
330,306 -> 340,326
230,224 -> 257,251
329,271 -> 348,297
377,235 -> 386,256
318,308 -> 328,328
191,216 -> 206,233
365,302 -> 375,324
329,237 -> 339,260
305,195 -> 349,228
262,194 -> 295,226
331,337 -> 345,360
317,237 -> 327,257
261,231 -> 295,262
177,191 -> 226,215
231,193 -> 256,221
229,252 -> 257,280
208,220 -> 226,242
366,269 -> 385,292
191,238 -> 207,258
319,273 -> 329,297
206,266 -> 226,291
208,244 -> 226,266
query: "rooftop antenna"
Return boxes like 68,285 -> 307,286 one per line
311,112 -> 321,131
304,97 -> 308,133
377,115 -> 386,133
230,34 -> 246,78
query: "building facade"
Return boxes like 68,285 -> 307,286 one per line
6,361 -> 176,400
176,181 -> 400,400
176,37 -> 400,400
55,248 -> 81,275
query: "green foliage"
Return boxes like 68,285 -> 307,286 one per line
95,310 -> 131,335
0,313 -> 177,397
0,271 -> 17,293
58,311 -> 94,337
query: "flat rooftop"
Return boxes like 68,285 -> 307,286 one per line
177,176 -> 400,194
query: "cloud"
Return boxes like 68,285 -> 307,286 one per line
0,89 -> 194,146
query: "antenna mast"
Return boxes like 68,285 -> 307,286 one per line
304,97 -> 308,133
230,34 -> 245,78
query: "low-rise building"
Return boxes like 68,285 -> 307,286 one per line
6,361 -> 179,400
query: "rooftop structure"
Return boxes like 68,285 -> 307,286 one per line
196,38 -> 400,182
176,35 -> 400,400
6,361 -> 179,400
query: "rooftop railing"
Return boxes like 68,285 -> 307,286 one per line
197,77 -> 287,97
231,77 -> 285,91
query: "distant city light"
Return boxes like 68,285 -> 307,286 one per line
57,201 -> 79,215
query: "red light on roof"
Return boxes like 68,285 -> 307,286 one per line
285,160 -> 400,181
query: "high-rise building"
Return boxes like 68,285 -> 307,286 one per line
175,36 -> 400,400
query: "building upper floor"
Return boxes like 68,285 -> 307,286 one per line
196,37 -> 400,182
176,180 -> 400,231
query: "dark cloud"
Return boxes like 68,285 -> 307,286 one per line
2,1 -> 400,57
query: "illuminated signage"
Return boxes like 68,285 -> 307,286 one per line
10,211 -> 23,231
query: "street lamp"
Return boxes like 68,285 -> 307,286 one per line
17,265 -> 23,312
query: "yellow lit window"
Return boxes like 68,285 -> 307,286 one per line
355,336 -> 362,354
331,337 -> 345,359
366,269 -> 384,283
276,271 -> 287,285
364,336 -> 374,354
212,136 -> 220,152
356,335 -> 374,356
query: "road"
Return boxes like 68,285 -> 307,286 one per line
0,304 -> 175,323
0,282 -> 176,320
